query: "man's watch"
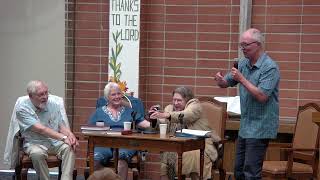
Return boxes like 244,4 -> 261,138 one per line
61,135 -> 68,141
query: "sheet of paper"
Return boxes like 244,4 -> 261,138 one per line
214,96 -> 229,103
227,96 -> 241,115
214,96 -> 241,115
176,129 -> 211,136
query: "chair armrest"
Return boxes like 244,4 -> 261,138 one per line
282,148 -> 319,152
284,148 -> 319,177
14,131 -> 25,166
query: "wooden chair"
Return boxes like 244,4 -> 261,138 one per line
199,97 -> 227,180
84,95 -> 142,180
14,132 -> 77,180
262,103 -> 320,179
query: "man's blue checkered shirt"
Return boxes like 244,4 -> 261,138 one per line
225,53 -> 280,139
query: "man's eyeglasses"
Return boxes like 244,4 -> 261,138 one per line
239,41 -> 258,49
34,91 -> 49,98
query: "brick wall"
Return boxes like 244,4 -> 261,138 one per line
65,0 -> 320,178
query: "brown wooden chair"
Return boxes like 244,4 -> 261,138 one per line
14,131 -> 77,180
199,97 -> 227,180
262,103 -> 320,179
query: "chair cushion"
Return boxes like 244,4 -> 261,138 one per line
263,161 -> 313,175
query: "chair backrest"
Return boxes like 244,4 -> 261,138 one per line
122,95 -> 133,108
292,103 -> 320,163
198,97 -> 227,139
96,95 -> 144,113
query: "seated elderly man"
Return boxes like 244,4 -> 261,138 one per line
15,80 -> 78,180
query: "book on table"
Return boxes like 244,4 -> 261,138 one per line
81,125 -> 124,135
80,125 -> 110,131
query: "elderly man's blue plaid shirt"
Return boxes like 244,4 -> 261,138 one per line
225,53 -> 280,139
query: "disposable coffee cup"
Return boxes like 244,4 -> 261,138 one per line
159,123 -> 167,135
96,121 -> 105,127
124,122 -> 132,130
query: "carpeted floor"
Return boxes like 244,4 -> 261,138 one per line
0,171 -> 85,180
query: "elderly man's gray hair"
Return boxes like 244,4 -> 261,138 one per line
26,80 -> 47,95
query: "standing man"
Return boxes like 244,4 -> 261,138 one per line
16,80 -> 78,180
214,28 -> 280,179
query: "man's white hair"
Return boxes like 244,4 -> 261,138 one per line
26,80 -> 47,95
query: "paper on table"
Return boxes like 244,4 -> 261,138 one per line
176,129 -> 211,136
213,96 -> 229,103
214,96 -> 241,115
227,96 -> 241,115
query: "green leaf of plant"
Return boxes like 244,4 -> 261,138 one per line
116,30 -> 121,39
116,44 -> 120,56
118,44 -> 123,55
112,32 -> 116,43
116,73 -> 121,80
109,62 -> 115,70
111,48 -> 116,60
116,63 -> 121,72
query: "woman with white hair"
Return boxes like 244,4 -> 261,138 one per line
88,82 -> 150,180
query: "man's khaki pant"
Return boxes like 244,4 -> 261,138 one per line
25,143 -> 75,180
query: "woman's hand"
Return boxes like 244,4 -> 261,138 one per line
137,119 -> 151,128
148,105 -> 160,115
150,111 -> 170,120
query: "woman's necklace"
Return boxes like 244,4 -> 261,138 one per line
106,105 -> 124,122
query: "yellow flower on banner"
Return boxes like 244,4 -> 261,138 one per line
117,81 -> 128,92
109,76 -> 128,92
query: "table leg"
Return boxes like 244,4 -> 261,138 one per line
114,148 -> 119,174
177,152 -> 182,180
200,148 -> 204,180
88,138 -> 94,175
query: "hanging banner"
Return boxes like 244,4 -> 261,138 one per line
108,0 -> 140,97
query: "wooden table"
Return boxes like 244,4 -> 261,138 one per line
82,131 -> 206,180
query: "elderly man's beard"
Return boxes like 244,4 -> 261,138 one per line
38,102 -> 47,110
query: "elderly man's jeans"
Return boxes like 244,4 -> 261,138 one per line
234,136 -> 269,180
